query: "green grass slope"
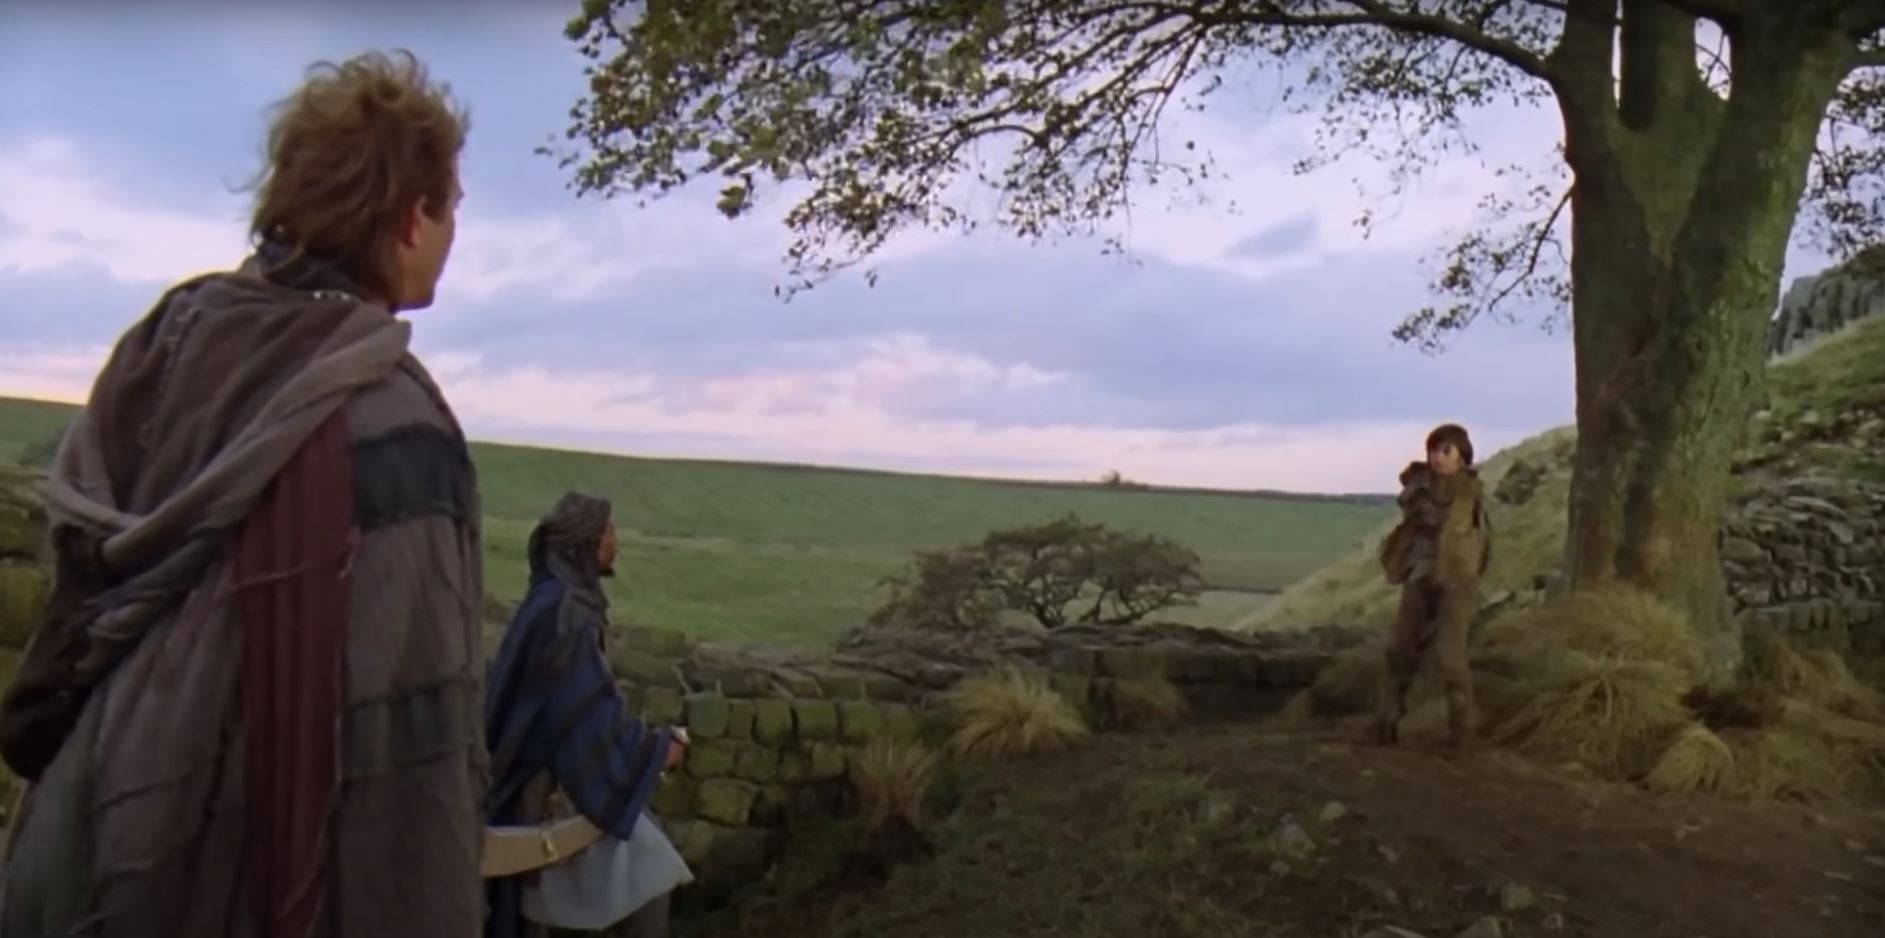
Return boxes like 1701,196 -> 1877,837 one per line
0,396 -> 1392,647
1239,313 -> 1885,633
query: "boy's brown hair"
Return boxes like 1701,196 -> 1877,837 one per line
245,49 -> 469,298
1425,423 -> 1474,467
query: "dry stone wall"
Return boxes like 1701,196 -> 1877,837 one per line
604,618 -> 1350,888
1721,476 -> 1885,669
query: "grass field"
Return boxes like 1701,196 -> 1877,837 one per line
0,395 -> 1392,647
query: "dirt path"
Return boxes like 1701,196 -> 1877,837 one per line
700,721 -> 1885,938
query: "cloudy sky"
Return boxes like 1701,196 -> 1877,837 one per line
0,1 -> 1835,492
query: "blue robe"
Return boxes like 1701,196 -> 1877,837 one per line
482,567 -> 674,938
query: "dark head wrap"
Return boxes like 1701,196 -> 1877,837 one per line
526,492 -> 614,589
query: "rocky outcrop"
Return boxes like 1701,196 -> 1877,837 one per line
1768,259 -> 1885,358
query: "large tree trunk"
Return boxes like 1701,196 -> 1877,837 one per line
1550,2 -> 1852,676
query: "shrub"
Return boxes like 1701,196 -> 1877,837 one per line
872,514 -> 1204,631
944,669 -> 1089,760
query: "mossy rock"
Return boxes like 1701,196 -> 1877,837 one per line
684,739 -> 740,778
791,699 -> 839,740
694,779 -> 760,826
752,698 -> 794,745
684,692 -> 731,738
725,699 -> 756,740
836,699 -> 885,742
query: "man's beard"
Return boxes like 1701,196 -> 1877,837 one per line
599,562 -> 616,578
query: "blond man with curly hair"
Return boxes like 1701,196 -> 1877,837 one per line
0,50 -> 486,938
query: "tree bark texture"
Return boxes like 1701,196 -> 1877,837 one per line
1550,1 -> 1852,675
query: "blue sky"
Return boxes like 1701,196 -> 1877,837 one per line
0,0 -> 1834,492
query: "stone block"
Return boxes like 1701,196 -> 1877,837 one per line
752,698 -> 795,745
650,772 -> 696,818
732,743 -> 779,783
777,670 -> 823,697
792,699 -> 839,740
725,699 -> 755,740
684,739 -> 739,778
684,692 -> 731,738
641,686 -> 685,725
609,647 -> 683,688
806,742 -> 848,780
617,624 -> 693,657
837,699 -> 884,742
861,673 -> 919,702
1046,647 -> 1100,675
1097,647 -> 1168,679
694,779 -> 760,826
816,671 -> 867,700
680,660 -> 766,696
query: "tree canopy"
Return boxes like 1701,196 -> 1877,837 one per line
549,0 -> 1885,347
549,0 -> 1885,661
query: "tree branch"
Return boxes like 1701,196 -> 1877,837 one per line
1649,0 -> 1743,24
1549,0 -> 1620,137
1340,1 -> 1557,83
1850,46 -> 1885,70
1194,1 -> 1556,84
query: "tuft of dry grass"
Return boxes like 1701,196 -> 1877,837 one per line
1645,723 -> 1737,795
1096,677 -> 1190,729
850,739 -> 941,832
1548,588 -> 1706,678
1744,629 -> 1885,721
944,668 -> 1090,761
1493,654 -> 1693,778
1468,587 -> 1707,780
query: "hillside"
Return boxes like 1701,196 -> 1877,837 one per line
1240,312 -> 1885,633
0,395 -> 1392,647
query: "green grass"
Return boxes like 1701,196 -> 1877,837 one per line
1765,314 -> 1885,423
0,397 -> 73,467
0,396 -> 1385,648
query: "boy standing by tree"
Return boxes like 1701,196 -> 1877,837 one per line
1376,423 -> 1492,748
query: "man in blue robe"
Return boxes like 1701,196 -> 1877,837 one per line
484,492 -> 687,938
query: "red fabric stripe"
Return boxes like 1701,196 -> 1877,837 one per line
231,412 -> 352,938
